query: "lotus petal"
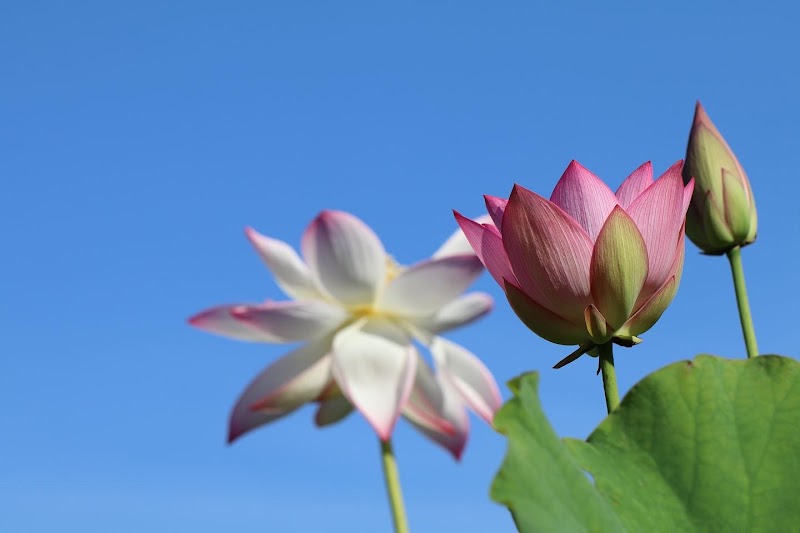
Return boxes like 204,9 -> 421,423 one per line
404,358 -> 469,459
433,214 -> 492,258
228,337 -> 333,443
589,206 -> 648,329
331,320 -> 417,440
503,185 -> 593,323
454,211 -> 517,288
301,210 -> 386,305
721,169 -> 752,242
584,304 -> 611,345
315,394 -> 354,427
231,300 -> 349,343
189,304 -> 276,342
702,189 -> 735,252
410,292 -> 493,335
379,255 -> 484,316
484,195 -> 508,229
504,280 -> 586,345
430,337 -> 501,424
615,162 -> 654,209
549,160 -> 620,241
245,227 -> 320,299
618,276 -> 679,337
627,161 -> 687,294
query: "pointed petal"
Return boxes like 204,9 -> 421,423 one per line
504,280 -> 587,345
454,211 -> 517,288
301,210 -> 386,305
403,358 -> 469,460
671,228 -> 686,286
627,161 -> 687,295
433,215 -> 492,258
619,276 -> 678,337
189,304 -> 276,342
410,292 -> 493,335
230,300 -> 348,343
503,185 -> 593,323
229,410 -> 288,444
687,102 -> 746,199
246,347 -> 333,412
682,178 -> 694,214
331,320 -> 417,440
615,162 -> 654,209
673,178 -> 692,274
549,161 -> 619,241
404,358 -> 456,435
589,206 -> 649,329
228,337 -> 332,443
484,195 -> 508,229
379,255 -> 484,316
430,337 -> 501,424
721,168 -> 752,241
745,203 -> 758,243
702,189 -> 735,251
245,227 -> 320,299
636,225 -> 685,307
584,304 -> 611,344
315,395 -> 354,427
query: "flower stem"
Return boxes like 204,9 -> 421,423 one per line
380,438 -> 409,533
726,246 -> 759,358
597,342 -> 619,413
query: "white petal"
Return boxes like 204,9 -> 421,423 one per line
331,320 -> 417,440
231,300 -> 348,343
189,304 -> 275,343
378,255 -> 484,316
228,337 -> 333,442
403,358 -> 469,459
245,227 -> 321,299
409,292 -> 493,335
431,337 -> 502,424
433,214 -> 493,258
301,210 -> 386,305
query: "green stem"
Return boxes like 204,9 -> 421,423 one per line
380,438 -> 409,533
598,342 -> 619,413
726,246 -> 759,358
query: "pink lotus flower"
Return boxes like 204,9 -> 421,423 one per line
189,210 -> 501,458
456,161 -> 693,364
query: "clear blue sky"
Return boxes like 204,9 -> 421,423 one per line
3,2 -> 798,532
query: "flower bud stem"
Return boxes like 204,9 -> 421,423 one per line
726,246 -> 759,358
380,438 -> 409,533
598,342 -> 620,413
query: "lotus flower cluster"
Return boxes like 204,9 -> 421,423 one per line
189,210 -> 501,458
456,161 -> 694,362
683,102 -> 757,254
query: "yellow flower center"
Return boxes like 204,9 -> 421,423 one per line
346,255 -> 405,319
384,254 -> 403,283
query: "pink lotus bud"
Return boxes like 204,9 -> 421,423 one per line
456,161 -> 693,357
682,102 -> 757,254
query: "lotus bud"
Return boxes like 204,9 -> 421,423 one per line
455,160 -> 693,367
682,102 -> 757,254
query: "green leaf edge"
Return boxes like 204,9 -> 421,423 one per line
490,355 -> 800,533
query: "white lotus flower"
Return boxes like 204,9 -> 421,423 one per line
189,210 -> 501,458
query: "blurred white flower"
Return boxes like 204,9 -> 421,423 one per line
189,210 -> 500,458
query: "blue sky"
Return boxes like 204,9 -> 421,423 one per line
2,2 -> 799,532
